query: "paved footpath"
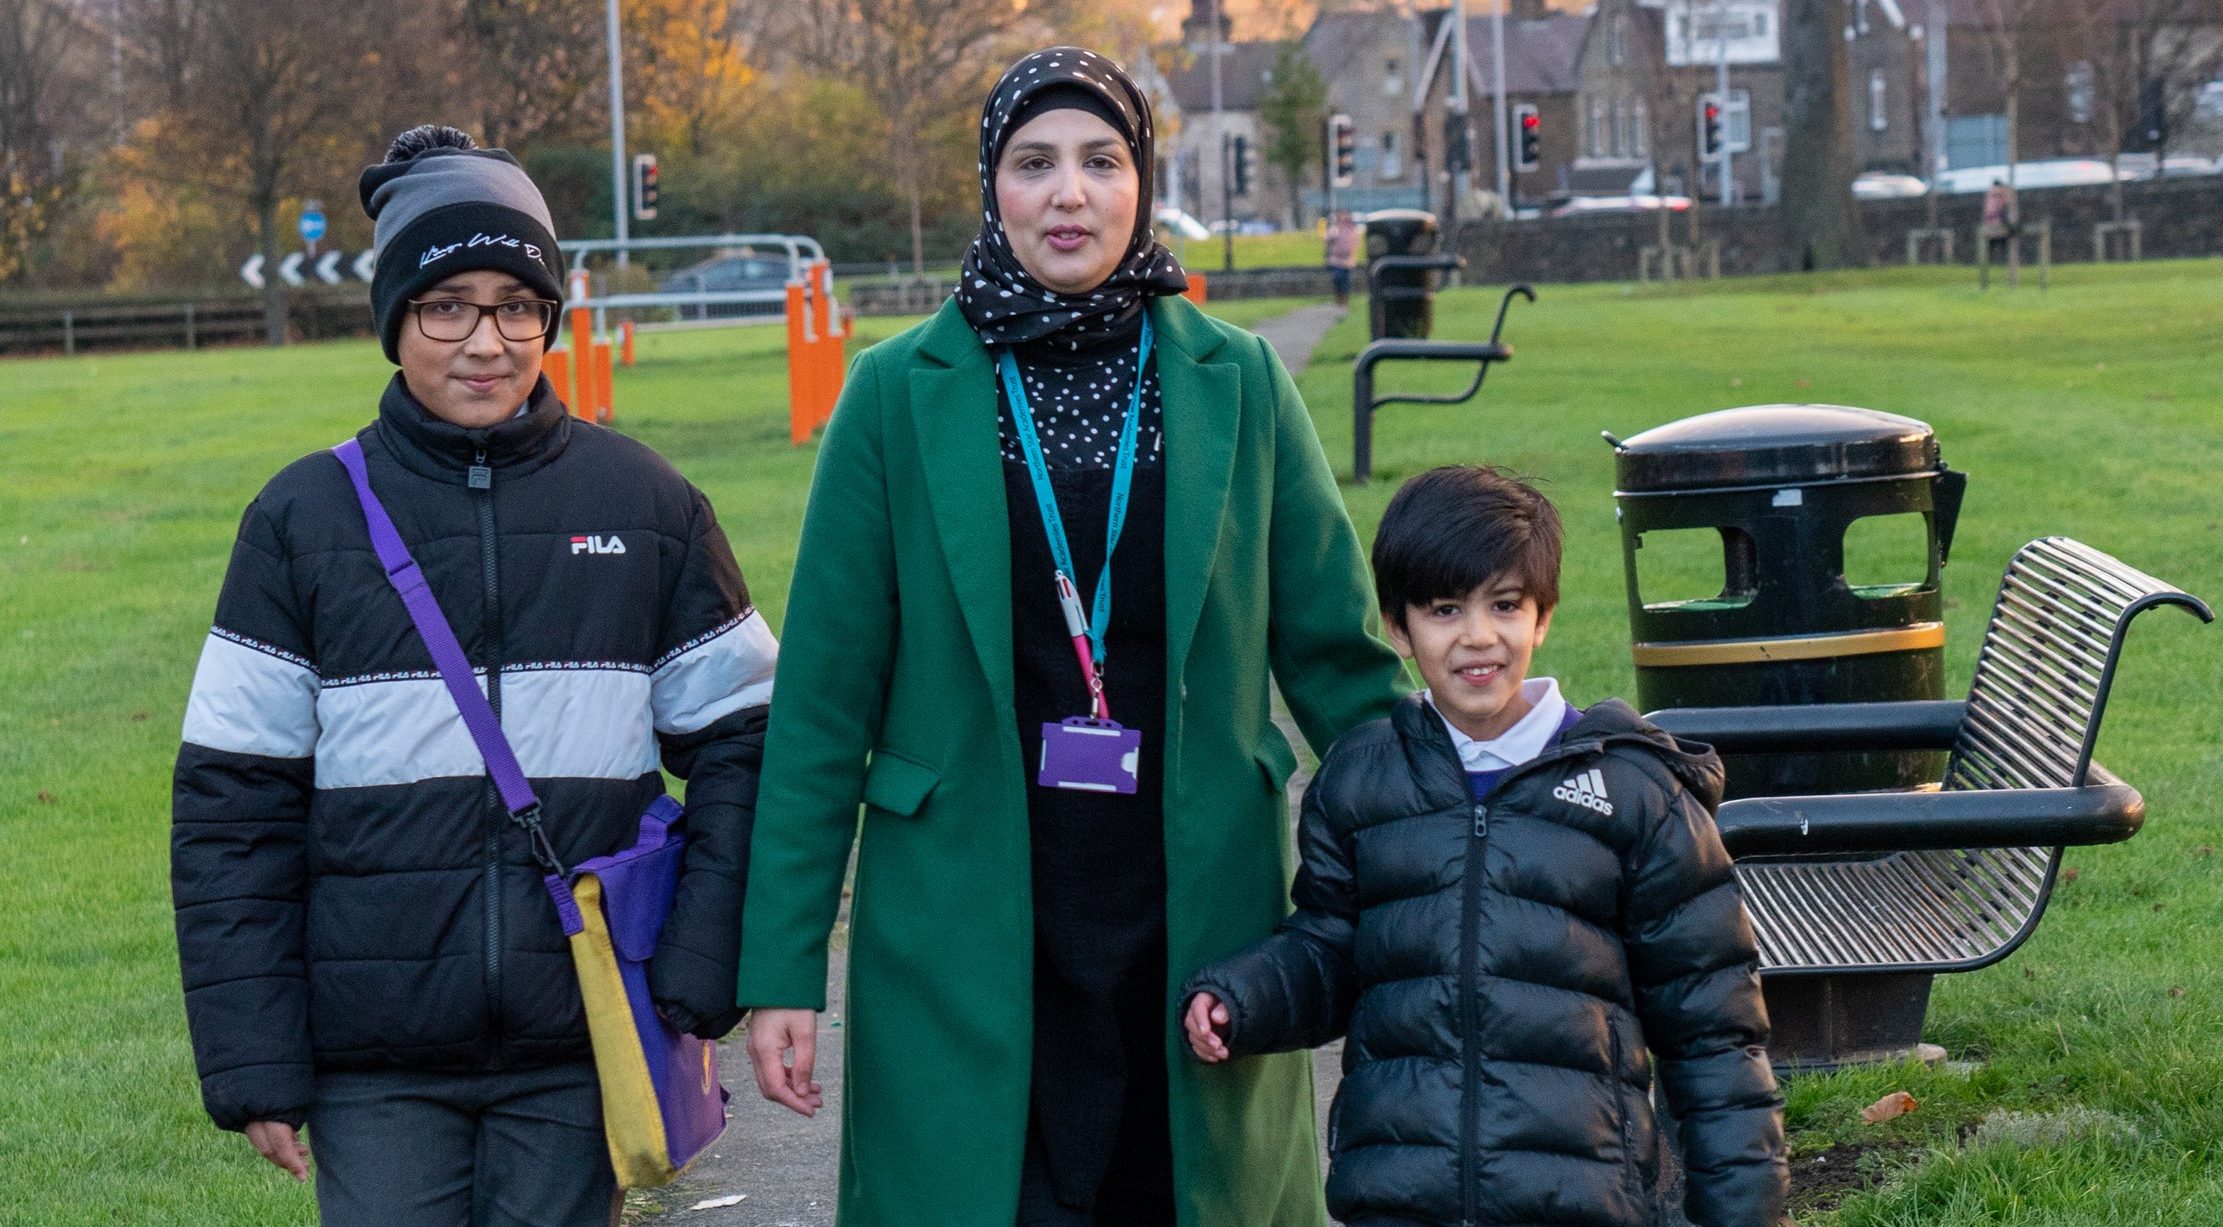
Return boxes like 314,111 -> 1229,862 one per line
644,302 -> 1350,1226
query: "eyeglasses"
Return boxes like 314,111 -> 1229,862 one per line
406,297 -> 560,343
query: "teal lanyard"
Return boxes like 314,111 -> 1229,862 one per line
996,314 -> 1154,670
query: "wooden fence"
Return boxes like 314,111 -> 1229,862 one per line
0,292 -> 373,357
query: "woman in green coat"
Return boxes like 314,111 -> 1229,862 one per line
738,47 -> 1408,1227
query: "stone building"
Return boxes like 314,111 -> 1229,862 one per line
1411,0 -> 1590,213
1301,8 -> 1433,215
1148,5 -> 1297,230
1570,0 -> 1786,202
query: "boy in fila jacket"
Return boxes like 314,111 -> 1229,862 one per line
1182,466 -> 1785,1227
170,125 -> 774,1226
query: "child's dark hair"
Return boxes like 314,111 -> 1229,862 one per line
1372,465 -> 1562,626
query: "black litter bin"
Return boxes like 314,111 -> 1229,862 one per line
1611,404 -> 1967,800
1364,209 -> 1441,339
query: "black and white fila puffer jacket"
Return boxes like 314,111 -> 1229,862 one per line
172,375 -> 776,1132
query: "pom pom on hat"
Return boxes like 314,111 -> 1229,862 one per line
384,124 -> 478,163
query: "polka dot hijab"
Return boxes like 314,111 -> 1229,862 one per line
957,46 -> 1189,348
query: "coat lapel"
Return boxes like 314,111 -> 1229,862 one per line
1154,298 -> 1239,686
909,302 -> 1016,715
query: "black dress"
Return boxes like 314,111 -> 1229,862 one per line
996,308 -> 1177,1227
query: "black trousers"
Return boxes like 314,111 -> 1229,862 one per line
305,1060 -> 619,1227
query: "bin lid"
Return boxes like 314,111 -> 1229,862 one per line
1613,404 -> 1939,493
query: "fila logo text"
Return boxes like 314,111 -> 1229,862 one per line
570,535 -> 627,556
1554,767 -> 1614,816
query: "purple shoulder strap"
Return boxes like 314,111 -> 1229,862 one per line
331,438 -> 541,820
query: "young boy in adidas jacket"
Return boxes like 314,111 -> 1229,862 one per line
171,126 -> 774,1225
1181,466 -> 1787,1227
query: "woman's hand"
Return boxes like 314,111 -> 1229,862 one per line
1182,992 -> 1232,1063
244,1120 -> 311,1182
746,1008 -> 826,1116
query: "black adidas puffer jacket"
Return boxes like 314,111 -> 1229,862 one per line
172,376 -> 775,1131
1182,696 -> 1785,1227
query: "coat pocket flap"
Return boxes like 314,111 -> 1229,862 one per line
1254,734 -> 1299,793
862,748 -> 941,817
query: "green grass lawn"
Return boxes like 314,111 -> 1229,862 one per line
3,261 -> 2219,1223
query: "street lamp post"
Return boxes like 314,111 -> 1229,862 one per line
605,0 -> 630,270
1210,0 -> 1232,273
1716,0 -> 1734,205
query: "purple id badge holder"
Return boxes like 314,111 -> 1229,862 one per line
1039,717 -> 1142,794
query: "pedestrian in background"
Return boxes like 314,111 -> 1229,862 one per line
737,46 -> 1408,1227
1982,178 -> 2020,264
1324,208 -> 1362,307
171,124 -> 774,1226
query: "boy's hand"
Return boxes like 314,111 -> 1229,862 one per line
746,1008 -> 825,1116
244,1120 -> 310,1182
1183,992 -> 1232,1063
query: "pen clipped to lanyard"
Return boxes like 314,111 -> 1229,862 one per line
1054,571 -> 1111,721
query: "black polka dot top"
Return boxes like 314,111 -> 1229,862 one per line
994,304 -> 1163,471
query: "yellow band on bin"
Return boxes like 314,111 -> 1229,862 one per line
1631,621 -> 1945,668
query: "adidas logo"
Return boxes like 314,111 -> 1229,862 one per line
1554,767 -> 1614,816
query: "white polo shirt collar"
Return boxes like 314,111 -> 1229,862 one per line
1430,677 -> 1568,773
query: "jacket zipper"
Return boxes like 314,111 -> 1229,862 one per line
470,448 -> 506,1067
1461,798 -> 1487,1227
1610,1028 -> 1640,1204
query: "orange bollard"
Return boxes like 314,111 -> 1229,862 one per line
566,269 -> 594,419
620,320 -> 635,367
544,348 -> 572,412
808,260 -> 848,432
1183,272 -> 1207,304
592,341 -> 614,424
785,280 -> 812,445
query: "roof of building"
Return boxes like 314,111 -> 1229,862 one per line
1459,12 -> 1591,95
1160,40 -> 1291,114
1302,8 -> 1412,80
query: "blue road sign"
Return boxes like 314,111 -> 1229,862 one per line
299,203 -> 327,245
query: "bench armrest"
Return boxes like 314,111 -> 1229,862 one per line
1715,767 -> 2142,858
1647,700 -> 1966,754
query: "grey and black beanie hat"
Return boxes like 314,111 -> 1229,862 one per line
359,125 -> 567,362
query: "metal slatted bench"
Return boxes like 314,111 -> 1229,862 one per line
1649,537 -> 2210,1069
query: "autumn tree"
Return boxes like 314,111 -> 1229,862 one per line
1259,42 -> 1329,227
447,0 -> 609,150
0,0 -> 96,283
740,0 -> 1047,270
1967,0 -> 2043,188
124,0 -> 386,340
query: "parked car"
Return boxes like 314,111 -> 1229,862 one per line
657,253 -> 794,319
1852,171 -> 1929,200
1549,194 -> 1692,217
1932,159 -> 2126,195
2112,152 -> 2219,180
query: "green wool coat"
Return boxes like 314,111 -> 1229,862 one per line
735,296 -> 1409,1227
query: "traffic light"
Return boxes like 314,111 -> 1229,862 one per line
632,153 -> 659,222
1230,134 -> 1254,197
1444,111 -> 1471,172
1512,103 -> 1541,172
1328,113 -> 1355,188
2135,78 -> 2168,150
1698,98 -> 1723,158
